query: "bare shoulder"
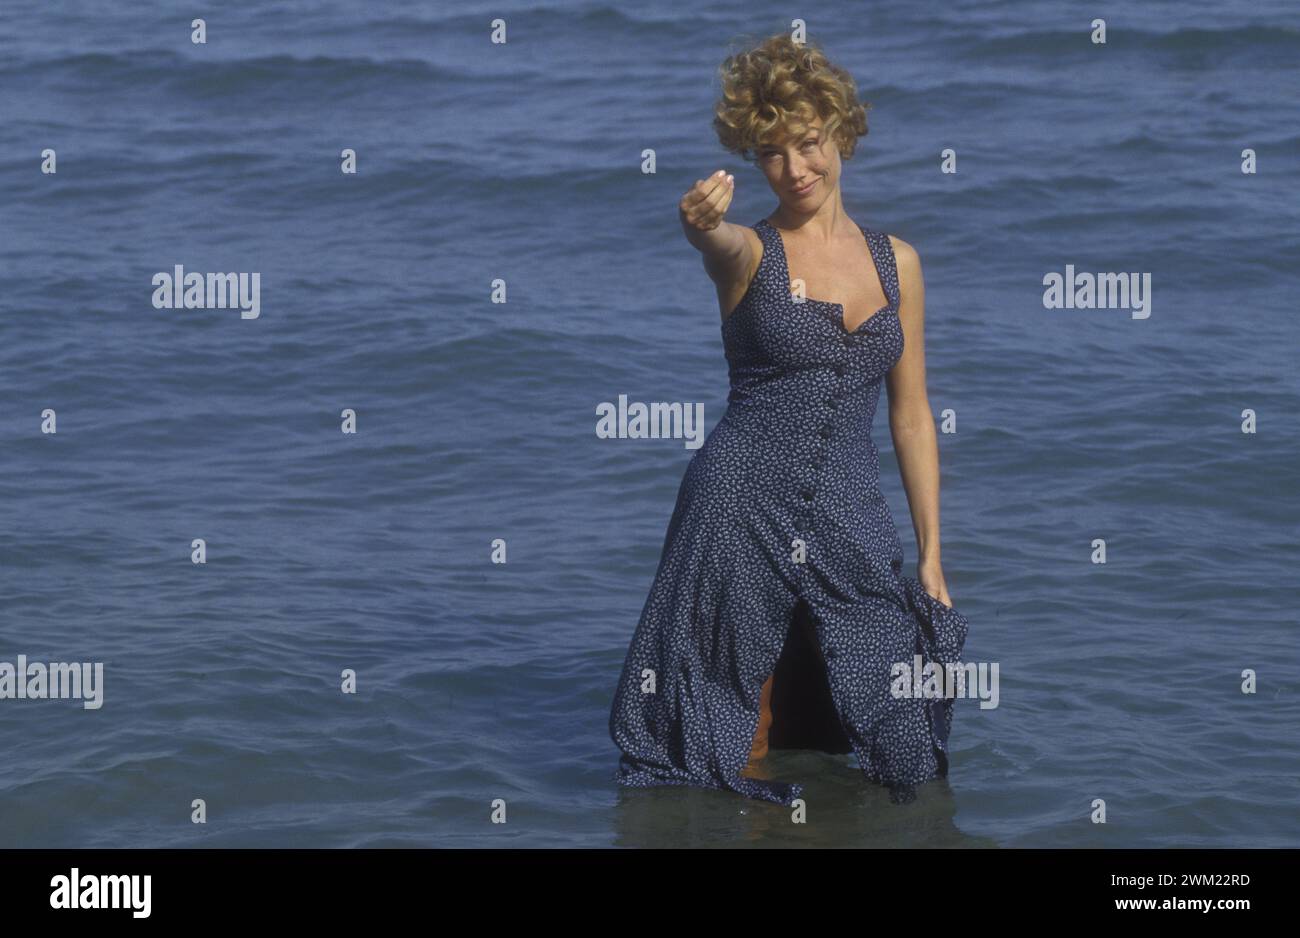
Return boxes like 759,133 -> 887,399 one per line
881,235 -> 924,317
714,223 -> 764,321
739,222 -> 763,275
885,234 -> 924,311
885,234 -> 921,277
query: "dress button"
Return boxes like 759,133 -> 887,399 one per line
833,365 -> 845,376
819,426 -> 832,439
827,398 -> 838,408
842,336 -> 853,348
801,490 -> 813,502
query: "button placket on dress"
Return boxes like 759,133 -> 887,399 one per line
799,338 -> 848,582
812,338 -> 854,666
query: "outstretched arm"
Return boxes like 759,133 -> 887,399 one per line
679,170 -> 754,317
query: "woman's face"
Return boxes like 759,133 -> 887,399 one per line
757,115 -> 840,211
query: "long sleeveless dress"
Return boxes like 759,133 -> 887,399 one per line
608,217 -> 971,807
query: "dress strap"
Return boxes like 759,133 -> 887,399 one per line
864,228 -> 901,309
750,218 -> 779,289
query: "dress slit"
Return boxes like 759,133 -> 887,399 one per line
768,601 -> 853,754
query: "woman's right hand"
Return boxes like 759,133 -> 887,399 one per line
679,170 -> 735,232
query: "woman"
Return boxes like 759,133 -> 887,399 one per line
608,34 -> 970,807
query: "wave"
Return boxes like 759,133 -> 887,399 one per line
2,49 -> 460,97
963,23 -> 1300,58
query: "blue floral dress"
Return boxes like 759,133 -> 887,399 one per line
608,217 -> 970,806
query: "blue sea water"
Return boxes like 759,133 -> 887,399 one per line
0,0 -> 1297,848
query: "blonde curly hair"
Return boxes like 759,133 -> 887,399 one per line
712,34 -> 870,163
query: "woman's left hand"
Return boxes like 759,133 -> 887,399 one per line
917,557 -> 953,609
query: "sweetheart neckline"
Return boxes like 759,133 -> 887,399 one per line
759,217 -> 897,335
720,290 -> 898,333
802,296 -> 897,333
